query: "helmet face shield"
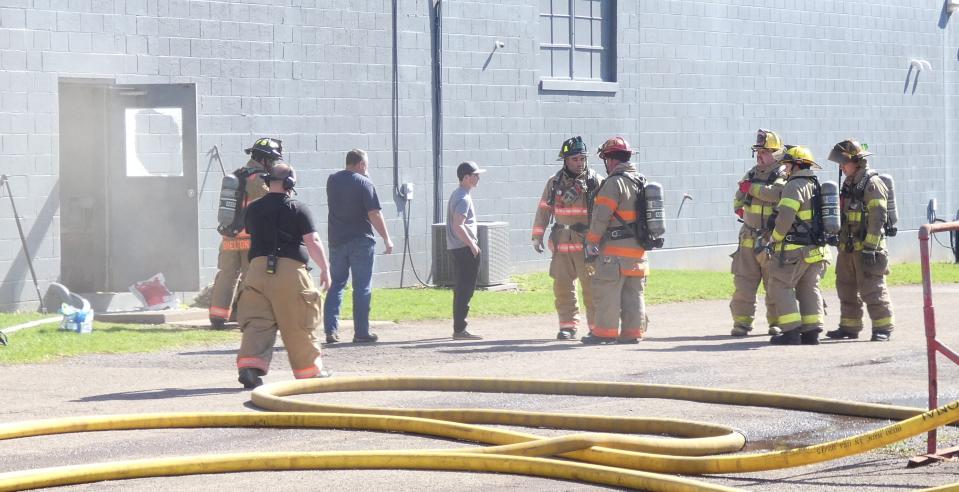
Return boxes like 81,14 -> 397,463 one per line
751,129 -> 783,153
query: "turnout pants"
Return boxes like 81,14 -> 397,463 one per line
210,243 -> 250,321
550,251 -> 594,332
766,252 -> 826,334
588,258 -> 646,339
729,244 -> 777,330
835,249 -> 895,334
236,257 -> 324,378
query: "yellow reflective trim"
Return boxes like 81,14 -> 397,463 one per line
867,198 -> 886,209
747,203 -> 765,214
873,316 -> 894,328
801,314 -> 821,324
740,238 -> 755,248
797,210 -> 813,220
733,316 -> 753,324
771,230 -> 785,242
733,199 -> 745,209
772,241 -> 803,252
779,197 -> 800,211
778,312 -> 801,325
864,233 -> 880,246
845,211 -> 862,222
840,318 -> 863,327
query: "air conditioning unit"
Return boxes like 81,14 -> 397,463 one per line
431,221 -> 510,287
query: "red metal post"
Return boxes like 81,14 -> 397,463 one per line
918,220 -> 959,455
918,224 -> 937,454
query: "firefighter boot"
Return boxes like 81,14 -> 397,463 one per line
557,329 -> 577,340
871,330 -> 892,342
210,317 -> 228,330
769,330 -> 801,345
825,329 -> 859,340
730,325 -> 751,337
801,329 -> 821,345
617,336 -> 640,344
238,368 -> 264,389
581,334 -> 617,345
768,326 -> 782,335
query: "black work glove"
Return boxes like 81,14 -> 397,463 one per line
860,249 -> 879,267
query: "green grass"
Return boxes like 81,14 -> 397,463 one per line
336,262 -> 959,323
2,262 -> 957,363
0,323 -> 238,364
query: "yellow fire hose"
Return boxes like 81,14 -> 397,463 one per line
0,376 -> 957,491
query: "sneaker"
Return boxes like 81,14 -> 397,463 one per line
352,333 -> 379,343
825,329 -> 859,340
768,326 -> 782,336
238,368 -> 264,389
870,331 -> 892,342
210,317 -> 228,330
581,334 -> 617,345
800,330 -> 821,345
453,331 -> 482,340
730,325 -> 751,337
556,329 -> 577,340
770,330 -> 801,345
617,337 -> 640,344
325,333 -> 340,344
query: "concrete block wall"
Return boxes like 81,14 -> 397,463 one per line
1,0 -> 958,310
636,0 -> 957,257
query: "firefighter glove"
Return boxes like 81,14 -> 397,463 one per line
532,237 -> 544,254
585,243 -> 600,260
861,249 -> 879,267
735,208 -> 744,219
738,180 -> 752,194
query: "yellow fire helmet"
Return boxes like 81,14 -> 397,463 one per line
782,145 -> 821,169
751,129 -> 783,152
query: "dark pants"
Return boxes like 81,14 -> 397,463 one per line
451,247 -> 481,332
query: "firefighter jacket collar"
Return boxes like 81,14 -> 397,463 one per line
848,164 -> 873,186
608,162 -> 637,176
789,168 -> 818,180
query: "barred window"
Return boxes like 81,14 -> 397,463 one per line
539,0 -> 616,82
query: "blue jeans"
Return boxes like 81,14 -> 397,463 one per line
323,236 -> 375,337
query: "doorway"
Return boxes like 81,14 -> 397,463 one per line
59,80 -> 199,293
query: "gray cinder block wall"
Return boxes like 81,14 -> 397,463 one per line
0,0 -> 957,310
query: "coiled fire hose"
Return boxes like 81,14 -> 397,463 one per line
1,376 -> 957,491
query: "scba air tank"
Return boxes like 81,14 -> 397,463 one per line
217,174 -> 241,228
820,180 -> 840,237
644,182 -> 665,248
878,174 -> 898,236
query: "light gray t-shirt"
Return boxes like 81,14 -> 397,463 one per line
446,186 -> 477,250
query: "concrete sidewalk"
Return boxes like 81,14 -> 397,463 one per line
2,284 -> 959,490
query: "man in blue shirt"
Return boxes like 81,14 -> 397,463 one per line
324,149 -> 394,344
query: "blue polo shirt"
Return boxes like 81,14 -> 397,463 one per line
326,169 -> 381,247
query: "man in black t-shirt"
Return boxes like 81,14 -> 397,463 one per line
235,163 -> 333,389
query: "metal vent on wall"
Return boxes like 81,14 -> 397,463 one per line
431,222 -> 510,287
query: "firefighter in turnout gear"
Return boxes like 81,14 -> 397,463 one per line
532,136 -> 603,340
235,163 -> 332,388
730,129 -> 787,337
209,138 -> 281,329
825,139 -> 896,342
766,146 -> 830,345
581,137 -> 649,345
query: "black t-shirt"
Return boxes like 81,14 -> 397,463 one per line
245,192 -> 316,264
326,169 -> 381,247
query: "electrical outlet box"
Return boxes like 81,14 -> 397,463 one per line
400,182 -> 414,201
